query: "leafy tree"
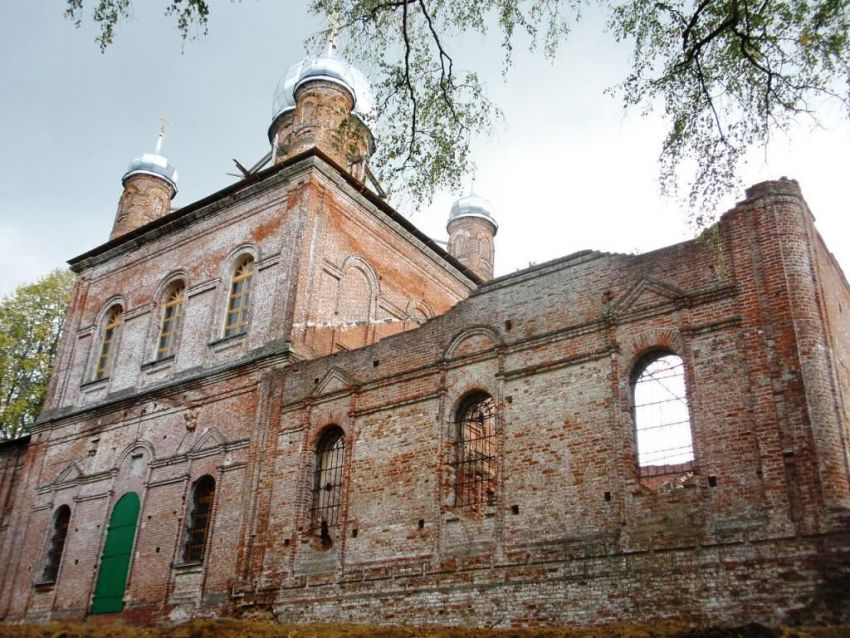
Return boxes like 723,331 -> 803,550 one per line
64,0 -> 850,222
0,270 -> 76,440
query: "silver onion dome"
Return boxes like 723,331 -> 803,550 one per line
272,51 -> 374,122
123,152 -> 178,194
449,193 -> 498,230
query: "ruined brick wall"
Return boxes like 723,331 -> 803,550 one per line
808,220 -> 850,512
2,177 -> 848,627
242,180 -> 849,626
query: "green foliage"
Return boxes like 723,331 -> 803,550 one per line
309,0 -> 573,204
609,0 -> 850,224
0,270 -> 75,440
63,0 -> 850,221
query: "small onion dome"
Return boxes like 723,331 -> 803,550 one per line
272,52 -> 374,122
123,152 -> 178,196
448,194 -> 498,231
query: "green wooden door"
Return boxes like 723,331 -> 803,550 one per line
91,492 -> 140,614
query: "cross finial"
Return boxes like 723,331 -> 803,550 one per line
156,114 -> 169,154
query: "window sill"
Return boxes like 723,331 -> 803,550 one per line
638,460 -> 695,478
208,331 -> 247,353
33,580 -> 55,592
80,377 -> 109,393
141,355 -> 175,373
172,561 -> 204,572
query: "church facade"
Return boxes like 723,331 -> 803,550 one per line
0,49 -> 849,627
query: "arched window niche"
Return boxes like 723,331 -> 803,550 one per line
310,426 -> 346,549
157,281 -> 185,359
223,255 -> 254,338
452,391 -> 497,511
630,351 -> 695,472
181,475 -> 216,564
39,505 -> 71,585
94,305 -> 123,381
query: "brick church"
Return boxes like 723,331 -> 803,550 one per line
1,45 -> 849,627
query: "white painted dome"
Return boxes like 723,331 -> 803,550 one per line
272,51 -> 374,122
123,152 -> 178,194
449,193 -> 498,229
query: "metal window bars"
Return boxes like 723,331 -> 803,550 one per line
311,428 -> 346,539
632,353 -> 695,467
182,476 -> 215,563
453,392 -> 497,510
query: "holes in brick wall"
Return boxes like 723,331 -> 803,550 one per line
504,320 -> 513,331
283,538 -> 290,546
74,559 -> 79,565
783,450 -> 796,459
511,505 -> 520,515
351,528 -> 358,538
373,360 -> 380,367
604,491 -> 612,502
506,395 -> 513,404
147,515 -> 152,520
155,547 -> 160,553
418,519 -> 425,529
314,378 -> 320,384
708,475 -> 718,487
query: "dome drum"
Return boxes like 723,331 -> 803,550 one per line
448,194 -> 498,233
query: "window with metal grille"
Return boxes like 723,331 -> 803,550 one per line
41,505 -> 71,583
182,475 -> 215,563
224,256 -> 254,337
157,283 -> 185,359
631,352 -> 695,468
311,427 -> 345,545
453,392 -> 497,509
94,306 -> 123,380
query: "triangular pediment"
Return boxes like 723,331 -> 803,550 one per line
312,366 -> 355,397
53,461 -> 83,486
190,426 -> 227,453
610,277 -> 685,317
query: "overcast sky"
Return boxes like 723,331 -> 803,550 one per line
1,2 -> 848,297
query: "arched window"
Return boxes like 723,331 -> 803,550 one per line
182,475 -> 216,563
453,392 -> 497,509
311,427 -> 345,546
94,306 -> 123,380
630,352 -> 695,468
157,282 -> 185,359
224,256 -> 254,337
41,505 -> 71,583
